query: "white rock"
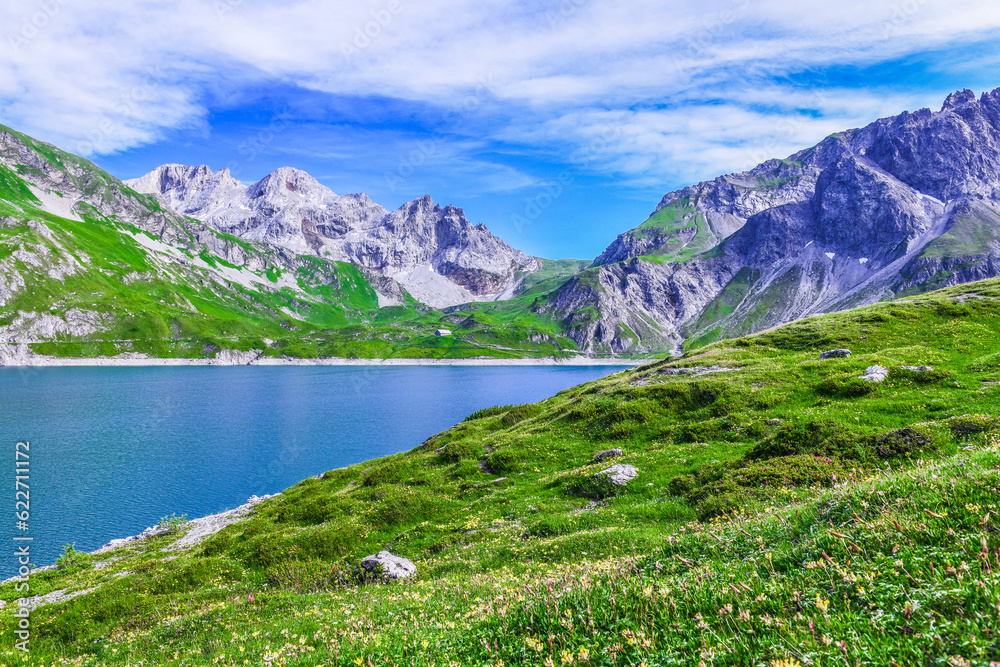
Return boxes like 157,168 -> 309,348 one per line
859,365 -> 889,383
595,464 -> 638,487
360,551 -> 417,581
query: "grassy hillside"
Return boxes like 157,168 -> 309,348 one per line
6,278 -> 1000,666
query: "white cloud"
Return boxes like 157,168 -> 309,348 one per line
1,0 -> 999,188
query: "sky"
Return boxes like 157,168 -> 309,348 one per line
2,1 -> 1000,260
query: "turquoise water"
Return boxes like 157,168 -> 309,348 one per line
0,365 -> 626,575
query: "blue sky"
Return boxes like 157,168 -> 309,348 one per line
3,1 -> 1000,259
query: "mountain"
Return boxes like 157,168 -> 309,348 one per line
0,124 -> 583,363
551,88 -> 1000,353
127,165 -> 538,309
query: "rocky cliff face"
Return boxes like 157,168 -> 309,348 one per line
553,88 -> 1000,353
128,166 -> 538,308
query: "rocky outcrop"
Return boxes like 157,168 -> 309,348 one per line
94,494 -> 275,554
128,167 -> 538,308
548,256 -> 738,353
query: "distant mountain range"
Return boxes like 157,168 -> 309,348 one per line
3,87 -> 1000,361
126,165 -> 537,309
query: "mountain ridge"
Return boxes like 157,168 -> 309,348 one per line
127,164 -> 539,309
551,87 -> 1000,353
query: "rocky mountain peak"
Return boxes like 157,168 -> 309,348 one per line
248,167 -> 327,201
127,164 -> 245,217
942,88 -> 978,111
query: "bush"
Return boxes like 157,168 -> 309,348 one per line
666,474 -> 696,496
936,303 -> 971,318
294,523 -> 363,560
265,558 -> 347,592
586,398 -> 662,439
874,427 -> 935,458
526,515 -> 576,538
816,373 -> 879,398
689,455 -> 859,517
501,404 -> 543,427
894,367 -> 949,384
487,449 -> 524,475
565,403 -> 597,421
677,420 -> 723,443
720,455 -> 856,489
564,471 -> 628,500
949,415 -> 997,440
428,532 -> 476,554
55,543 -> 91,571
362,460 -> 405,486
157,513 -> 188,534
436,440 -> 482,464
745,420 -> 872,462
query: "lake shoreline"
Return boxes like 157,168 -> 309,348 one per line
0,353 -> 650,368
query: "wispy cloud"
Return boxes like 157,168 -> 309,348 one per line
1,0 -> 999,192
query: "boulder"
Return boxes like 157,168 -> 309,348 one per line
595,464 -> 638,487
859,365 -> 889,383
819,349 -> 851,359
593,448 -> 623,463
360,551 -> 416,581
